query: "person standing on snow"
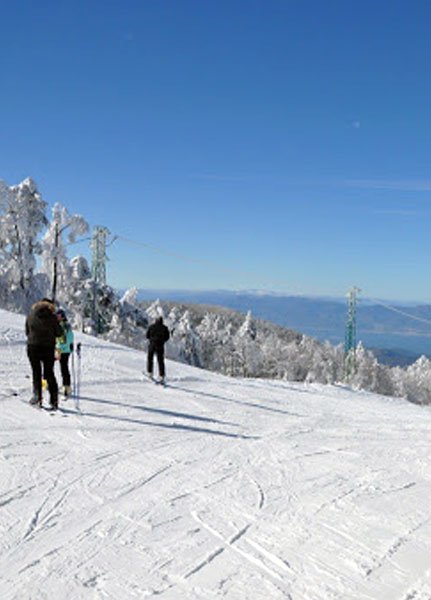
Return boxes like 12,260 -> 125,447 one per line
55,309 -> 74,397
25,298 -> 62,409
146,316 -> 170,383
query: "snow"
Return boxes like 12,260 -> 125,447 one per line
1,308 -> 431,600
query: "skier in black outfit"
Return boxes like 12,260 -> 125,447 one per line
25,298 -> 62,409
146,316 -> 170,383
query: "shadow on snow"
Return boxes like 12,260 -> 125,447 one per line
76,396 -> 257,440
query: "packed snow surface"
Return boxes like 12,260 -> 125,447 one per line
1,308 -> 431,600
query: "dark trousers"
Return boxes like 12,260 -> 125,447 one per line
59,353 -> 71,386
147,344 -> 165,377
27,345 -> 58,406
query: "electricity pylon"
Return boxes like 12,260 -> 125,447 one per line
91,226 -> 111,333
344,286 -> 361,379
91,226 -> 110,285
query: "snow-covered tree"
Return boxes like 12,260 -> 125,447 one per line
196,313 -> 226,371
171,310 -> 202,366
106,287 -> 148,346
348,342 -> 379,391
146,299 -> 165,321
305,341 -> 344,384
397,355 -> 431,405
233,311 -> 261,376
70,255 -> 91,280
41,203 -> 88,303
120,287 -> 139,306
237,310 -> 256,340
0,178 -> 48,310
65,256 -> 95,332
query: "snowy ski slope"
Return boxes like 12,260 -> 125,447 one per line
1,307 -> 431,600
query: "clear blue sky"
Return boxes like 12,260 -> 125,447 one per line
1,0 -> 431,300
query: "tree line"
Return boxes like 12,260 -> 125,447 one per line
1,177 -> 431,405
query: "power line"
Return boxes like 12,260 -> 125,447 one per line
367,298 -> 431,327
114,235 -> 343,296
91,232 -> 431,328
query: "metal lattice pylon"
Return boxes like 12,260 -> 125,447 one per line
91,226 -> 111,334
344,286 -> 361,379
91,226 -> 110,285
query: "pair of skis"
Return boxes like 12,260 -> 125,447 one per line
143,372 -> 167,387
27,398 -> 64,415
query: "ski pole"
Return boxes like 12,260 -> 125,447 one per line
76,342 -> 82,404
71,348 -> 76,396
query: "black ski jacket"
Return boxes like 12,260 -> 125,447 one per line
146,319 -> 170,349
25,301 -> 63,347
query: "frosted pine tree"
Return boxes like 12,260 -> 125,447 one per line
347,342 -> 393,394
64,256 -> 94,332
305,341 -> 344,384
237,311 -> 256,340
41,203 -> 88,303
400,355 -> 431,404
196,312 -> 225,371
166,306 -> 181,330
0,181 -> 13,305
260,333 -> 288,378
163,307 -> 183,362
106,287 -> 148,346
233,311 -> 261,376
0,178 -> 48,310
217,320 -> 237,375
172,310 -> 202,367
120,287 -> 139,306
146,299 -> 165,321
120,287 -> 149,329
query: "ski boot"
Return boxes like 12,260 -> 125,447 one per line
30,393 -> 42,407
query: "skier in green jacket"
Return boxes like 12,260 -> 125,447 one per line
55,309 -> 74,398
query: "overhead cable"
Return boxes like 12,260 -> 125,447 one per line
115,235 -> 329,295
368,299 -> 431,327
111,235 -> 431,325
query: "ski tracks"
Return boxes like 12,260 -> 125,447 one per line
3,314 -> 431,599
180,510 -> 294,599
169,442 -> 297,598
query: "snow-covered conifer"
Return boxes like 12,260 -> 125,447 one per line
41,203 -> 88,303
233,311 -> 261,376
400,355 -> 431,404
237,310 -> 256,340
120,287 -> 139,306
349,342 -> 380,391
196,313 -> 225,370
146,299 -> 165,321
0,178 -> 48,310
171,310 -> 202,367
64,256 -> 94,332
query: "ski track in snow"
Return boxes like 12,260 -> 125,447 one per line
1,308 -> 431,599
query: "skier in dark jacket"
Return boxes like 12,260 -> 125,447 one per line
146,316 -> 170,383
25,298 -> 62,409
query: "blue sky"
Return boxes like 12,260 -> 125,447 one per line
1,0 -> 431,300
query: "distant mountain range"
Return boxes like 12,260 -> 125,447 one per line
130,289 -> 431,366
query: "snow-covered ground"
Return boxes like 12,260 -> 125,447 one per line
1,308 -> 431,600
